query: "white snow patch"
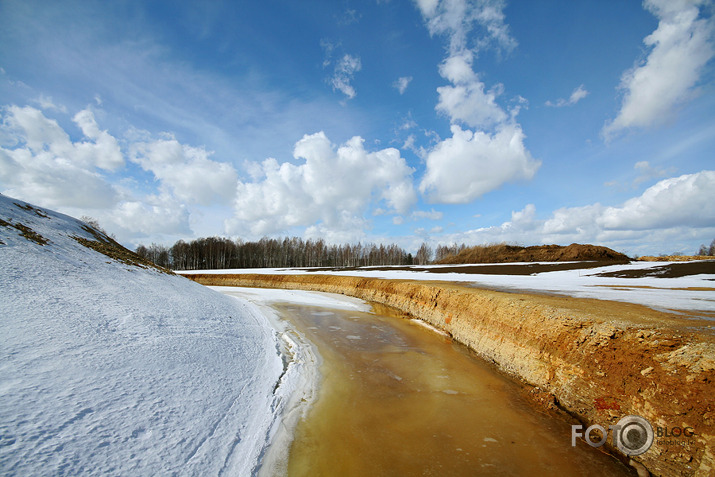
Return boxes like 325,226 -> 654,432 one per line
209,286 -> 370,312
411,318 -> 451,337
0,195 -> 297,475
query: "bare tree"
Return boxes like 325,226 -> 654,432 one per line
415,242 -> 433,265
137,235 -> 416,270
697,239 -> 715,256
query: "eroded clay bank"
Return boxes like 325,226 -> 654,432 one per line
184,273 -> 715,477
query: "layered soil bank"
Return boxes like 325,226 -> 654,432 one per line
185,273 -> 715,477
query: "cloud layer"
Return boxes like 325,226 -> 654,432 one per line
0,105 -> 234,240
435,171 -> 715,255
0,105 -> 122,209
0,105 -> 422,243
1,1 -> 713,255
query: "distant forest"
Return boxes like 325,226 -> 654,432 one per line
135,236 -> 468,271
133,235 -> 715,271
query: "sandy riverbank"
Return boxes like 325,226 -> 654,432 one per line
185,273 -> 715,477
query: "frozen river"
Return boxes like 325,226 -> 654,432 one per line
218,287 -> 637,476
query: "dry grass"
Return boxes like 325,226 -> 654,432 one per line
638,255 -> 714,262
13,202 -> 49,219
71,224 -> 174,274
0,218 -> 50,246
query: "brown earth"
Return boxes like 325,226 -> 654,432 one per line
298,258 -> 715,278
436,243 -> 630,264
300,260 -> 615,275
184,273 -> 715,477
594,260 -> 715,279
639,256 -> 715,262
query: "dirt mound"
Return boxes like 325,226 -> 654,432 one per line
437,243 -> 629,264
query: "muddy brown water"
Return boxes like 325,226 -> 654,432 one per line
277,303 -> 636,477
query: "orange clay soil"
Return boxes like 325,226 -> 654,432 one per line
184,273 -> 715,477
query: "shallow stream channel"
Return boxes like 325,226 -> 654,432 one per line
221,288 -> 637,476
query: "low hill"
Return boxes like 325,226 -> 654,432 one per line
436,243 -> 630,264
0,194 -> 287,475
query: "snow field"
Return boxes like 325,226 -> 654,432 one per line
0,195 -> 304,475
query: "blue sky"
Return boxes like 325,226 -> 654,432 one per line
1,0 -> 714,256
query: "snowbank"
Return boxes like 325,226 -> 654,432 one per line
0,195 -> 297,475
208,286 -> 370,476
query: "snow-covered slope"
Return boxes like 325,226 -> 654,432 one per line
0,194 -> 290,475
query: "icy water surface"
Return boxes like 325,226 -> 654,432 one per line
279,304 -> 636,476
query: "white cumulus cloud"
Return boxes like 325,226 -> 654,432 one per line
599,170 -> 715,230
419,124 -> 540,204
413,0 -> 539,205
226,131 -> 416,238
130,137 -> 237,206
415,0 -> 516,55
111,194 -> 192,237
0,104 -> 237,242
436,76 -> 507,129
0,105 -> 122,209
436,171 -> 715,254
603,0 -> 715,138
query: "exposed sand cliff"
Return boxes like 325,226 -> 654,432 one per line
184,273 -> 715,477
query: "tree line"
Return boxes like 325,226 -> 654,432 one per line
134,236 -> 470,271
135,234 -> 715,270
